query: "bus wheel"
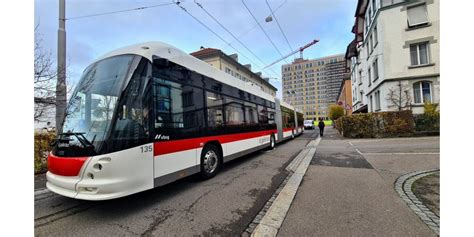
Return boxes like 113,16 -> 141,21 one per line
268,134 -> 276,150
200,144 -> 221,179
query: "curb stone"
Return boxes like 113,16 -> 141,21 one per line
248,137 -> 321,237
395,169 -> 440,235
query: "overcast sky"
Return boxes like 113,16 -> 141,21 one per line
35,0 -> 357,99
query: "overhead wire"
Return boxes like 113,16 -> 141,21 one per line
174,1 -> 279,80
265,0 -> 293,54
193,0 -> 280,79
65,1 -> 175,20
241,0 -> 289,64
221,0 -> 287,50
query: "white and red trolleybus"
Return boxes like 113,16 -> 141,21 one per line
47,42 -> 304,200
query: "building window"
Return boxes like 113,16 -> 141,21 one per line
410,42 -> 430,66
365,15 -> 369,33
369,34 -> 374,53
225,67 -> 231,75
366,43 -> 370,60
375,91 -> 381,111
368,67 -> 372,86
413,81 -> 432,104
407,3 -> 429,28
373,59 -> 379,81
358,70 -> 362,84
374,24 -> 378,46
370,95 -> 373,112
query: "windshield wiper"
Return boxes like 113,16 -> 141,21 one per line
62,132 -> 95,148
52,132 -> 96,152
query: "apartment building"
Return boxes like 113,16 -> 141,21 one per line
190,47 -> 277,97
347,0 -> 439,114
282,54 -> 346,120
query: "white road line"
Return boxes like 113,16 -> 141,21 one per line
361,152 -> 439,155
251,137 -> 321,237
35,188 -> 50,196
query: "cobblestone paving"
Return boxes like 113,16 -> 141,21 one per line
395,170 -> 440,235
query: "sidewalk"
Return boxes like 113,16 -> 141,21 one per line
277,127 -> 438,236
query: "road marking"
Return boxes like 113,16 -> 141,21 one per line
35,188 -> 50,196
361,152 -> 439,155
251,137 -> 321,237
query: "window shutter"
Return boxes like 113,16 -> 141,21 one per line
407,4 -> 428,26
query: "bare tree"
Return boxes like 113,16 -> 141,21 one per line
34,25 -> 73,125
34,25 -> 57,123
387,81 -> 412,111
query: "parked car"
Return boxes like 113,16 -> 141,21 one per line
304,120 -> 315,129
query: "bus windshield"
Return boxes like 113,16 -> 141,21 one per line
56,55 -> 141,156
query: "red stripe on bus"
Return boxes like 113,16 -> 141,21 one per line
48,153 -> 88,176
153,129 -> 277,156
283,128 -> 294,132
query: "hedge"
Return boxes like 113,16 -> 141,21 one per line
335,110 -> 415,138
413,113 -> 440,132
34,132 -> 55,174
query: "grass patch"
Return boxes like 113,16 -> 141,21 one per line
313,120 -> 333,126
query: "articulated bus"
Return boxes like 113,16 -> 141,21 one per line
47,42 -> 304,200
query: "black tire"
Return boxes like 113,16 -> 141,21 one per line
267,134 -> 276,150
199,144 -> 221,179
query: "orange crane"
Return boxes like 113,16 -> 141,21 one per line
263,39 -> 319,69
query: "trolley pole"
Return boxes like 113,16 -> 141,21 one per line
56,0 -> 67,133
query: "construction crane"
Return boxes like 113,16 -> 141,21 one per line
263,39 -> 319,69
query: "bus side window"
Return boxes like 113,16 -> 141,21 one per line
152,72 -> 205,140
206,91 -> 224,135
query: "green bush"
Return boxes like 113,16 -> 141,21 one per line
336,110 -> 415,138
329,105 -> 344,121
34,132 -> 56,174
414,102 -> 440,132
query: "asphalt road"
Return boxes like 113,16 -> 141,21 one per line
35,130 -> 316,236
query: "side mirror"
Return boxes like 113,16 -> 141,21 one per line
152,56 -> 169,68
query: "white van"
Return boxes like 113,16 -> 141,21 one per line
303,120 -> 315,129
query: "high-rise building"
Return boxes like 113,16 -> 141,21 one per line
282,54 -> 346,120
346,0 -> 439,114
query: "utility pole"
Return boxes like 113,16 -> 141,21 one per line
56,0 -> 67,133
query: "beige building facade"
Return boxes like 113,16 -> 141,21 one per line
190,48 -> 277,97
282,55 -> 346,121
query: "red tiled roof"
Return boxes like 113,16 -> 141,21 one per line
190,48 -> 220,58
